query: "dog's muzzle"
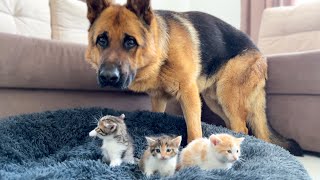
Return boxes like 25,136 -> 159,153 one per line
98,64 -> 120,87
97,64 -> 135,89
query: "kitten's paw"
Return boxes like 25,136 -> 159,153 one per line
160,170 -> 175,177
110,159 -> 122,167
144,170 -> 154,177
127,160 -> 135,164
125,158 -> 135,164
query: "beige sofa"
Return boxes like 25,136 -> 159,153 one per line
0,1 -> 319,153
0,0 -> 158,116
258,2 -> 320,153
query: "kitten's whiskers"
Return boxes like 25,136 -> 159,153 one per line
238,157 -> 246,164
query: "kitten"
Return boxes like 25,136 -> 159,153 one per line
179,133 -> 244,170
139,135 -> 182,177
89,114 -> 134,167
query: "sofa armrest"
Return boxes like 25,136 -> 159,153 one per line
266,50 -> 320,95
0,32 -> 118,91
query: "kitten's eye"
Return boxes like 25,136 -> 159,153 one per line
236,150 -> 239,153
156,149 -> 160,153
96,32 -> 108,48
166,149 -> 171,153
227,150 -> 232,153
123,35 -> 137,50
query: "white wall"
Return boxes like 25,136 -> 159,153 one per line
115,0 -> 190,11
188,0 -> 240,29
115,0 -> 241,29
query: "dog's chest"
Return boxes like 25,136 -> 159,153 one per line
130,62 -> 188,98
133,73 -> 180,98
153,66 -> 182,97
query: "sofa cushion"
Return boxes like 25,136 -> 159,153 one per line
0,32 -> 116,92
266,50 -> 320,95
258,2 -> 320,55
0,0 -> 51,39
50,0 -> 89,44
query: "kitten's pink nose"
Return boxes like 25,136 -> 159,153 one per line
233,155 -> 238,161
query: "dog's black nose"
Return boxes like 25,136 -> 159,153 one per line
98,65 -> 120,87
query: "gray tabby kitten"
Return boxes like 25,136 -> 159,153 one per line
89,114 -> 134,167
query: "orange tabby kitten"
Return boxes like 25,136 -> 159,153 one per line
179,134 -> 244,170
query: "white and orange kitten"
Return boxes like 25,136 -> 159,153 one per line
139,135 -> 182,177
179,133 -> 244,170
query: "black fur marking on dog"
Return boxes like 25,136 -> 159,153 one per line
185,11 -> 258,76
156,10 -> 183,29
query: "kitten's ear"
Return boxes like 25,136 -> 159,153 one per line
105,123 -> 117,132
126,0 -> 153,25
87,0 -> 114,25
119,114 -> 125,120
237,137 -> 245,144
145,137 -> 156,145
209,134 -> 222,146
171,136 -> 182,147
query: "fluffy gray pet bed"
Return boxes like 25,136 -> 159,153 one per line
0,108 -> 310,180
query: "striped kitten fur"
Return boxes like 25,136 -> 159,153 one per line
89,114 -> 134,167
139,135 -> 182,177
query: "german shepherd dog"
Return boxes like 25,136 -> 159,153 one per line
85,0 -> 302,155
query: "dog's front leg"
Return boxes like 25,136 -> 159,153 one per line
179,83 -> 202,143
151,96 -> 167,112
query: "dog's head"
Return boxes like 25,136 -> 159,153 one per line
85,0 -> 156,89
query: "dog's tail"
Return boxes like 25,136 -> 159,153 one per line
248,94 -> 303,156
246,78 -> 303,156
249,115 -> 303,156
269,126 -> 304,156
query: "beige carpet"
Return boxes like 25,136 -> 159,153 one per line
297,154 -> 320,180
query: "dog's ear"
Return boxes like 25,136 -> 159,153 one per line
86,0 -> 113,25
126,0 -> 153,25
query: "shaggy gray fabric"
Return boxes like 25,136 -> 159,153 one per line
0,108 -> 310,180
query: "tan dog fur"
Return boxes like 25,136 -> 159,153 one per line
84,0 -> 302,156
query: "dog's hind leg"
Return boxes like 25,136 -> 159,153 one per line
246,80 -> 271,142
201,87 -> 231,129
214,51 -> 268,137
216,83 -> 249,135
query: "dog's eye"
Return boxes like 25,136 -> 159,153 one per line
123,35 -> 137,50
96,32 -> 108,48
